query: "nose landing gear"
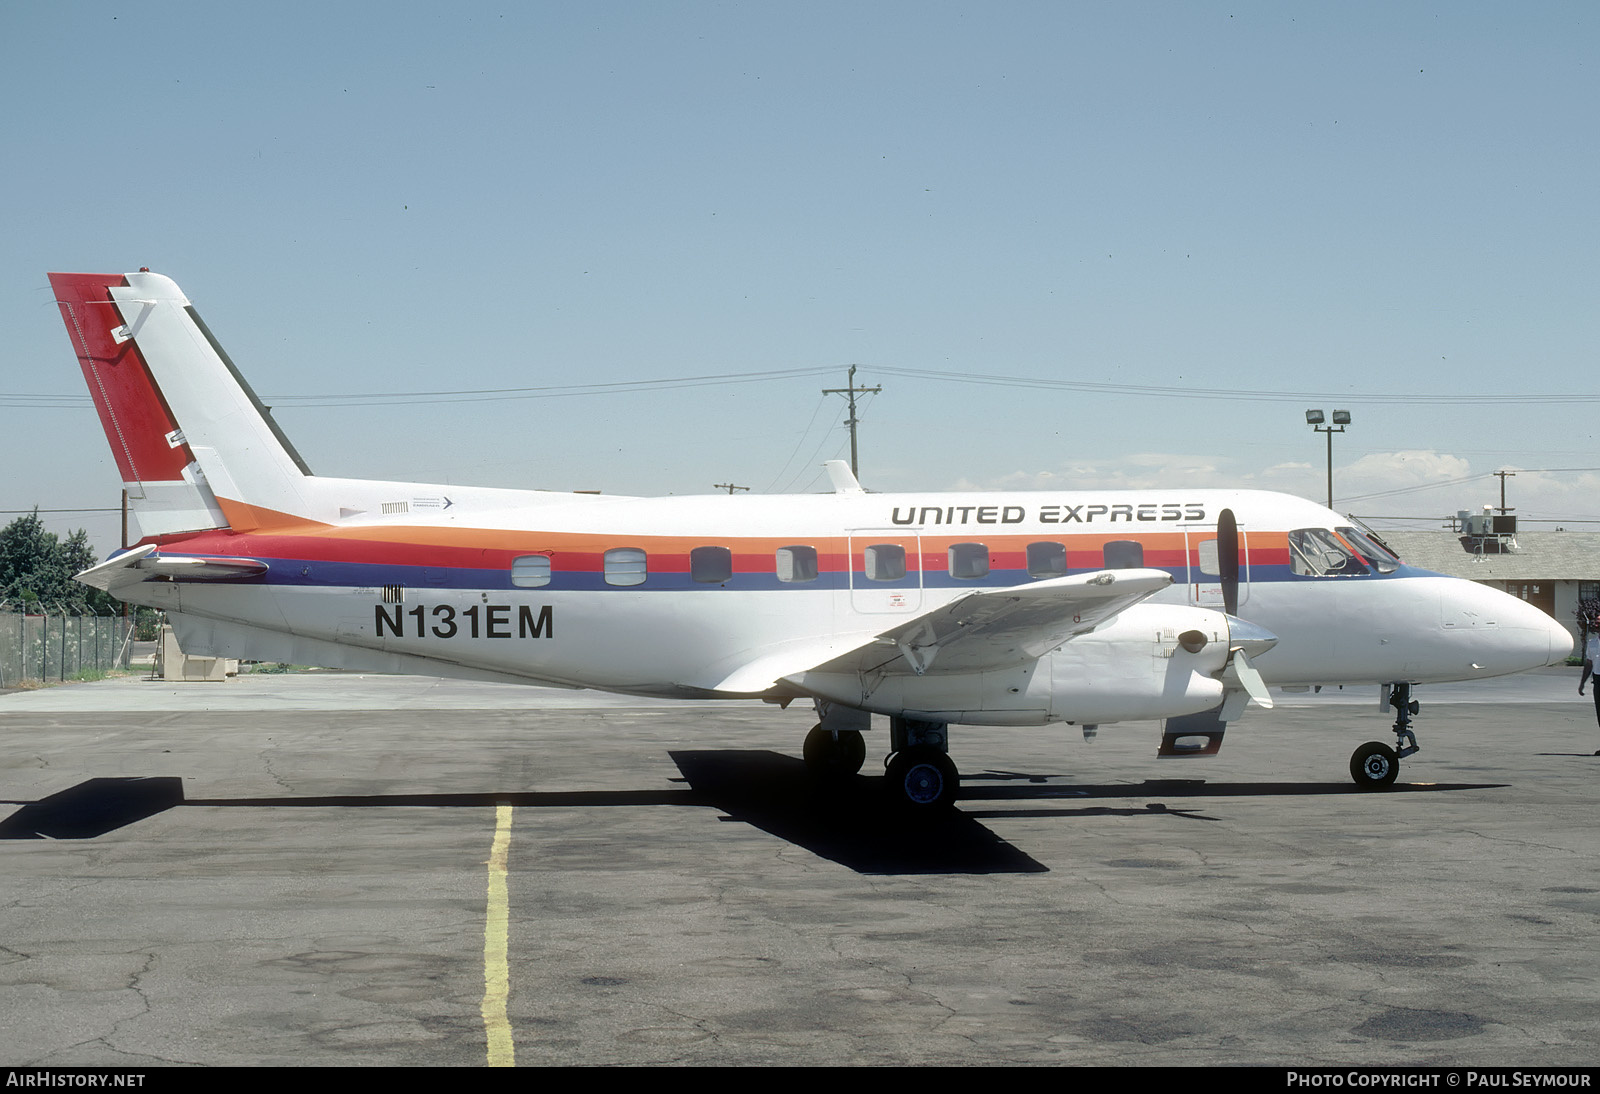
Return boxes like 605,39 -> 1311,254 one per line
1350,682 -> 1422,790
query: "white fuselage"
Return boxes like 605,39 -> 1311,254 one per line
124,485 -> 1572,727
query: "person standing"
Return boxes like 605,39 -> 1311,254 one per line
1581,620 -> 1600,754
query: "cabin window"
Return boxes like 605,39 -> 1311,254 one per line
1103,539 -> 1144,570
776,545 -> 818,583
863,544 -> 907,582
604,547 -> 647,586
948,542 -> 989,580
510,555 -> 552,588
690,546 -> 733,584
1027,541 -> 1067,579
1288,528 -> 1367,577
1196,539 -> 1219,576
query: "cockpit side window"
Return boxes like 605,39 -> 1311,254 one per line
1288,528 -> 1369,577
1336,526 -> 1400,574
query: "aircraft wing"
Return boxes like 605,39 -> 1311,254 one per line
698,568 -> 1174,695
802,567 -> 1173,680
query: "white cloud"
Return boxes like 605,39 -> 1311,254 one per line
945,450 -> 1600,525
954,453 -> 1241,492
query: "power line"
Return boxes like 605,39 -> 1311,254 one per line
0,395 -> 89,408
761,395 -> 831,494
10,363 -> 1597,409
1340,467 -> 1600,504
0,365 -> 841,410
269,365 -> 841,406
1340,473 -> 1496,503
0,507 -> 121,514
1355,515 -> 1600,525
773,402 -> 847,494
869,366 -> 1600,405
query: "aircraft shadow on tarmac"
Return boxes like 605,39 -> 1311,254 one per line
664,751 -> 1505,873
0,758 -> 1505,875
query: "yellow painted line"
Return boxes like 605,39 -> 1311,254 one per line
482,803 -> 515,1067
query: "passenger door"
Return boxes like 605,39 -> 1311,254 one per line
1183,526 -> 1249,609
847,530 -> 923,615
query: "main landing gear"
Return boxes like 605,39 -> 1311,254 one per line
802,724 -> 866,776
800,713 -> 961,812
885,716 -> 959,812
1349,682 -> 1422,790
802,700 -> 869,778
886,747 -> 959,811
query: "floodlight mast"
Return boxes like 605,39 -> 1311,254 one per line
1306,409 -> 1351,509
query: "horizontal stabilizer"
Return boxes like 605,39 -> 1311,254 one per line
76,546 -> 269,592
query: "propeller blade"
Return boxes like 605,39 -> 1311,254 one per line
1226,649 -> 1275,709
1218,507 -> 1239,616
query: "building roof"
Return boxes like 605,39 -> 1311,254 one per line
1379,530 -> 1600,581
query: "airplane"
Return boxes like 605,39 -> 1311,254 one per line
48,270 -> 1574,811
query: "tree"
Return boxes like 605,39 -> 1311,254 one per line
0,509 -> 117,613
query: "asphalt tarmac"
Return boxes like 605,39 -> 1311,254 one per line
2,669 -> 1597,1066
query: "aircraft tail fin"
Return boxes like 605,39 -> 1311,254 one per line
50,271 -> 317,537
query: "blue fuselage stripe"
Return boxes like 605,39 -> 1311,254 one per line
164,556 -> 1439,592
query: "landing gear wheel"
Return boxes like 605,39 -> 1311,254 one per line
1350,741 -> 1400,789
803,725 -> 866,776
886,747 -> 959,812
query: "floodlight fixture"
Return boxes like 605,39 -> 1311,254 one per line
1304,408 -> 1351,509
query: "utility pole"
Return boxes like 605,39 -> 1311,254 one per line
1494,470 -> 1516,517
714,483 -> 749,495
822,365 -> 881,479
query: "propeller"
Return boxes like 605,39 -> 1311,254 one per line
1218,506 -> 1274,709
1218,507 -> 1239,616
1160,506 -> 1274,756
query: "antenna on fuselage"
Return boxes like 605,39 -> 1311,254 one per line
823,460 -> 864,495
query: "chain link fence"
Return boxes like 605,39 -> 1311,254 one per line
0,606 -> 133,688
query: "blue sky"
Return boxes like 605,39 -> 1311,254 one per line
3,2 -> 1596,557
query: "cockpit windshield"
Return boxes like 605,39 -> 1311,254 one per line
1336,525 -> 1400,574
1288,528 -> 1369,577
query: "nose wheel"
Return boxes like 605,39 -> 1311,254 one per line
1350,740 -> 1399,788
1350,682 -> 1422,790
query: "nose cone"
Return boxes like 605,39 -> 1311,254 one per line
1544,612 -> 1577,666
1505,592 -> 1575,668
1454,582 -> 1574,674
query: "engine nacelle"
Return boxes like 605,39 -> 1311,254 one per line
795,603 -> 1235,727
1042,602 -> 1231,725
